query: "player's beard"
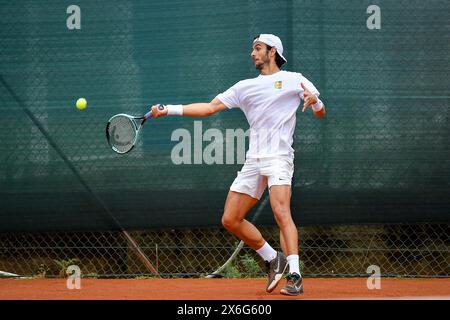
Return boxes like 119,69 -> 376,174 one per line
254,53 -> 270,70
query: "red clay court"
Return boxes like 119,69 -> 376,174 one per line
1,278 -> 448,300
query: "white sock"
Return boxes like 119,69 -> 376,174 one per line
256,242 -> 277,262
287,255 -> 301,276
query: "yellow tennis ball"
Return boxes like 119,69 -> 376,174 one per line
76,98 -> 87,110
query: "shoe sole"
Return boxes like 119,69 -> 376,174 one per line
266,262 -> 288,293
280,285 -> 304,296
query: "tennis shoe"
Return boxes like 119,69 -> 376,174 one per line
265,251 -> 288,293
280,272 -> 303,296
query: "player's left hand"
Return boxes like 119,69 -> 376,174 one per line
301,83 -> 318,112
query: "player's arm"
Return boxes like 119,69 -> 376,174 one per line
301,83 -> 326,119
150,98 -> 227,118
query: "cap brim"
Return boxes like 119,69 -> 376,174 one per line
277,52 -> 287,64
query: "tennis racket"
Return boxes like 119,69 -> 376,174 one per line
106,104 -> 165,154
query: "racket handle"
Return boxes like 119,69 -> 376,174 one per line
144,110 -> 153,119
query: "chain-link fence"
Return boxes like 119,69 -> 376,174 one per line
1,223 -> 448,278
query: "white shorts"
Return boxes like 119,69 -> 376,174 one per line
229,156 -> 294,200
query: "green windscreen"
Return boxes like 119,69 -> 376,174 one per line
1,0 -> 449,232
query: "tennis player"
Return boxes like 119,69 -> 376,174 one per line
151,34 -> 326,295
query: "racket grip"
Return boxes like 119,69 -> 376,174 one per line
144,110 -> 153,120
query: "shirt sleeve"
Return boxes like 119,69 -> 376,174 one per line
299,74 -> 320,98
215,82 -> 241,109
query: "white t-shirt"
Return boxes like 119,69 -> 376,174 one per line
216,70 -> 320,159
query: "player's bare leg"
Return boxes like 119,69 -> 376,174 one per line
221,191 -> 262,250
279,229 -> 288,255
221,190 -> 287,292
269,186 -> 298,256
269,185 -> 304,295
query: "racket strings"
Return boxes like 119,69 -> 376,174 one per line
107,116 -> 137,153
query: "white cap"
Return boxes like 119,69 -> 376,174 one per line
253,34 -> 287,64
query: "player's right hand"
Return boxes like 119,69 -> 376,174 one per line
151,104 -> 168,118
